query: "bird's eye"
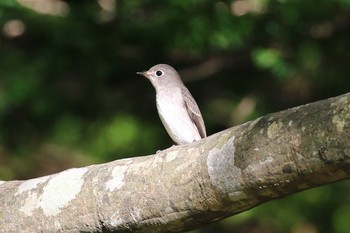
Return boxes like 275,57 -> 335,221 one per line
156,70 -> 163,77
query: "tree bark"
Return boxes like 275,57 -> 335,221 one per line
1,93 -> 349,233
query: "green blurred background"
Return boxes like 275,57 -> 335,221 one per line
0,0 -> 349,232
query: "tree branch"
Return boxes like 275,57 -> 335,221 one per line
1,93 -> 349,233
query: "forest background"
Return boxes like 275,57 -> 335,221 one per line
0,1 -> 350,232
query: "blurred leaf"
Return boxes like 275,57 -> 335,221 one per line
0,0 -> 18,7
87,115 -> 139,159
52,115 -> 83,146
298,42 -> 322,70
333,206 -> 350,233
252,47 -> 280,68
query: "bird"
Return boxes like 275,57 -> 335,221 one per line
137,64 -> 206,145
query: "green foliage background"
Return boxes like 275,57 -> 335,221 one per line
0,0 -> 349,232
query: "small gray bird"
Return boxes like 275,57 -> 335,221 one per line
137,64 -> 206,144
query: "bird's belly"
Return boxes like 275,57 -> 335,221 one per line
156,100 -> 201,144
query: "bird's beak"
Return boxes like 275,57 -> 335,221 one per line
136,71 -> 149,77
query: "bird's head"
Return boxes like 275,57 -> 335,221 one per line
137,64 -> 183,91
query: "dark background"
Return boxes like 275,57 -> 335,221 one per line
0,0 -> 349,232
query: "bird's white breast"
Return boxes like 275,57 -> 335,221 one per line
156,88 -> 201,144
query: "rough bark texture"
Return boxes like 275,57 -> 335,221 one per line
0,93 -> 349,233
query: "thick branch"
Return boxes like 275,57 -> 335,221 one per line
1,93 -> 349,233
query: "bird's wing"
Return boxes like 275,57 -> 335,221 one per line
181,87 -> 207,138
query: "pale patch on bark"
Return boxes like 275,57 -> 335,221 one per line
165,151 -> 178,162
332,115 -> 345,133
267,121 -> 283,139
228,191 -> 247,202
20,192 -> 40,216
38,167 -> 87,216
331,96 -> 349,133
331,96 -> 348,108
207,136 -> 246,202
110,212 -> 125,227
152,154 -> 164,167
16,176 -> 49,196
246,156 -> 274,173
290,133 -> 301,147
54,220 -> 62,231
106,165 -> 128,191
